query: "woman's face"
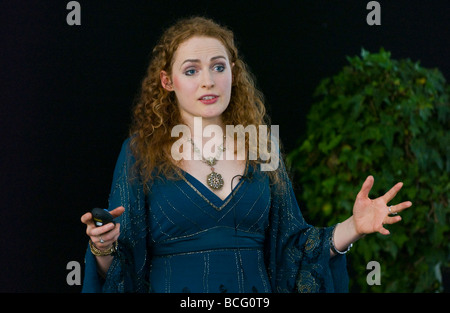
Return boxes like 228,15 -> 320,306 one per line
161,36 -> 233,127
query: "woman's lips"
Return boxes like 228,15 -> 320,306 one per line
198,95 -> 219,104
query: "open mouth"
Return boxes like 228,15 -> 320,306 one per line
199,95 -> 219,104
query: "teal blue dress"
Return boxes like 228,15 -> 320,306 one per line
82,139 -> 348,293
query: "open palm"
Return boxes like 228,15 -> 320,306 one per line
353,176 -> 412,235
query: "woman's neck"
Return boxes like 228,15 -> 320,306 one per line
182,116 -> 226,145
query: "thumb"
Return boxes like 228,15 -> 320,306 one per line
80,212 -> 93,225
110,206 -> 125,218
357,175 -> 374,199
379,227 -> 390,236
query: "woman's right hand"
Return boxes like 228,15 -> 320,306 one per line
81,206 -> 125,252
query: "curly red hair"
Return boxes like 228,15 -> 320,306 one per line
129,16 -> 279,187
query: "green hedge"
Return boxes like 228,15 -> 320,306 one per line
287,49 -> 450,292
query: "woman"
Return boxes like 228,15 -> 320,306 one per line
81,17 -> 411,293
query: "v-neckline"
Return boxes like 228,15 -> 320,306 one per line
178,161 -> 250,211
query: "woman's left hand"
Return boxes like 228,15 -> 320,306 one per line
352,175 -> 412,236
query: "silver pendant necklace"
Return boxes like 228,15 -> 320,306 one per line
188,138 -> 226,190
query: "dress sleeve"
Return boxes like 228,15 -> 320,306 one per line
82,138 -> 150,293
264,160 -> 349,293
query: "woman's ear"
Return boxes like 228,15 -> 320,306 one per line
160,70 -> 174,91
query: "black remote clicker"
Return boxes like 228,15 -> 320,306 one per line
91,208 -> 116,227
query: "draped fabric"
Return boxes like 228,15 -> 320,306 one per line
82,139 -> 348,293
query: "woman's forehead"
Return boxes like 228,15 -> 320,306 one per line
173,37 -> 229,65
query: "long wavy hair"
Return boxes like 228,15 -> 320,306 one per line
129,16 -> 281,188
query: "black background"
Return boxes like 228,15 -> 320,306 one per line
1,1 -> 449,292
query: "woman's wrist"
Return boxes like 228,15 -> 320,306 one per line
89,239 -> 117,256
332,216 -> 363,255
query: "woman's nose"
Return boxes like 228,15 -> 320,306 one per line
201,71 -> 215,89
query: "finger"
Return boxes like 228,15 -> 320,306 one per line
382,182 -> 403,203
81,212 -> 94,225
389,201 -> 412,214
94,237 -> 114,250
89,222 -> 116,237
383,215 -> 402,225
96,227 -> 118,243
378,227 -> 390,236
107,224 -> 120,242
357,175 -> 374,199
111,230 -> 121,243
110,206 -> 125,218
101,223 -> 120,242
93,224 -> 121,248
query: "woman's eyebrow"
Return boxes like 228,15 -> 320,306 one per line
210,55 -> 227,61
180,55 -> 227,67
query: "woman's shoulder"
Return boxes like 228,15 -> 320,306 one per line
117,136 -> 136,156
121,136 -> 133,150
113,137 -> 138,167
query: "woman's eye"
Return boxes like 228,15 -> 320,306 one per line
213,64 -> 225,72
184,69 -> 197,76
